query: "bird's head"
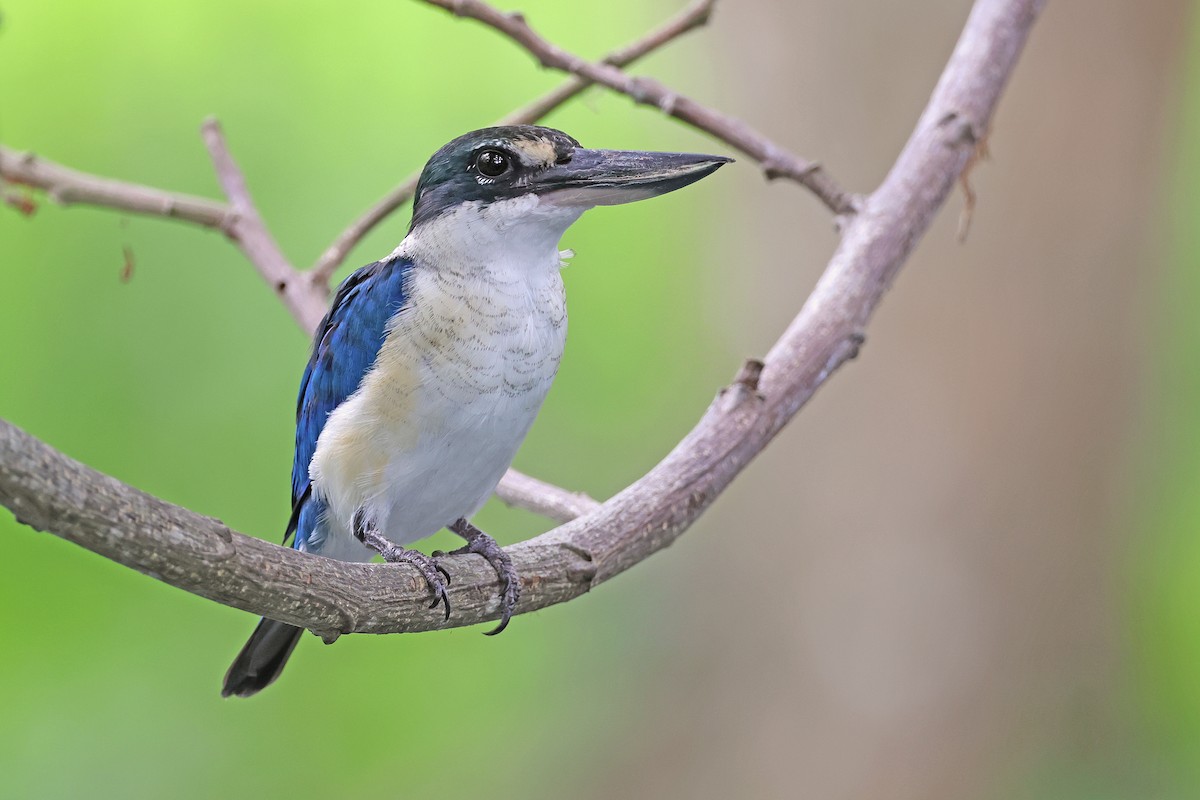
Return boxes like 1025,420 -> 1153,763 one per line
408,126 -> 730,250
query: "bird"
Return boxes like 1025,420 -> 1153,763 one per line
221,125 -> 730,697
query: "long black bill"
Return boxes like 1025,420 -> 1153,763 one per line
536,148 -> 732,207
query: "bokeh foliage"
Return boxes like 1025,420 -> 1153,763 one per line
6,2 -> 1200,798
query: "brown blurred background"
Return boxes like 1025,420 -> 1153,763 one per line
594,2 -> 1188,797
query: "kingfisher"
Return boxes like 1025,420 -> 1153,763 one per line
221,125 -> 730,697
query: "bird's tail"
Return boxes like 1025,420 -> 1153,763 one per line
221,617 -> 303,698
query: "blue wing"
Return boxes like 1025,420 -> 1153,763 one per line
285,256 -> 413,550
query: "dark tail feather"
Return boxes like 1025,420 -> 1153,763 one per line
222,618 -> 303,698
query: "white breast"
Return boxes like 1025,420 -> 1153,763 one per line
307,196 -> 577,560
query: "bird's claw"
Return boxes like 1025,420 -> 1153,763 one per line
355,521 -> 452,621
427,588 -> 451,619
448,519 -> 520,635
379,544 -> 452,621
484,569 -> 519,636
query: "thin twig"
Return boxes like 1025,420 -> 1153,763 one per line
421,0 -> 857,216
494,470 -> 601,523
308,0 -> 718,289
0,144 -> 232,227
200,119 -> 328,333
0,0 -> 1044,635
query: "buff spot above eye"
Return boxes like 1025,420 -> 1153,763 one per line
512,138 -> 560,169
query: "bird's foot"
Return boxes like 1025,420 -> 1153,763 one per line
445,519 -> 520,636
354,513 -> 451,620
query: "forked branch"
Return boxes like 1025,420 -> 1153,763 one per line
0,0 -> 1043,635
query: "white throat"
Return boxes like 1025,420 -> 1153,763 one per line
395,194 -> 584,276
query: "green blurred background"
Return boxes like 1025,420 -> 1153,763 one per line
2,1 -> 1198,797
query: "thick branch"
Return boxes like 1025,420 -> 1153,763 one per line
422,0 -> 856,215
0,418 -> 573,641
308,0 -> 717,289
0,0 -> 1042,635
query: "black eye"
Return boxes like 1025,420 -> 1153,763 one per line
474,149 -> 511,178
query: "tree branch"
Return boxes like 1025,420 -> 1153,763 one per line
493,469 -> 601,523
0,0 -> 1043,635
199,118 -> 329,333
421,0 -> 857,216
0,144 -> 232,228
307,0 -> 718,289
0,127 -> 327,334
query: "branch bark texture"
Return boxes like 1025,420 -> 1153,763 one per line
0,0 -> 1043,635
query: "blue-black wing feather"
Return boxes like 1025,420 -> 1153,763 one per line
285,256 -> 413,550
